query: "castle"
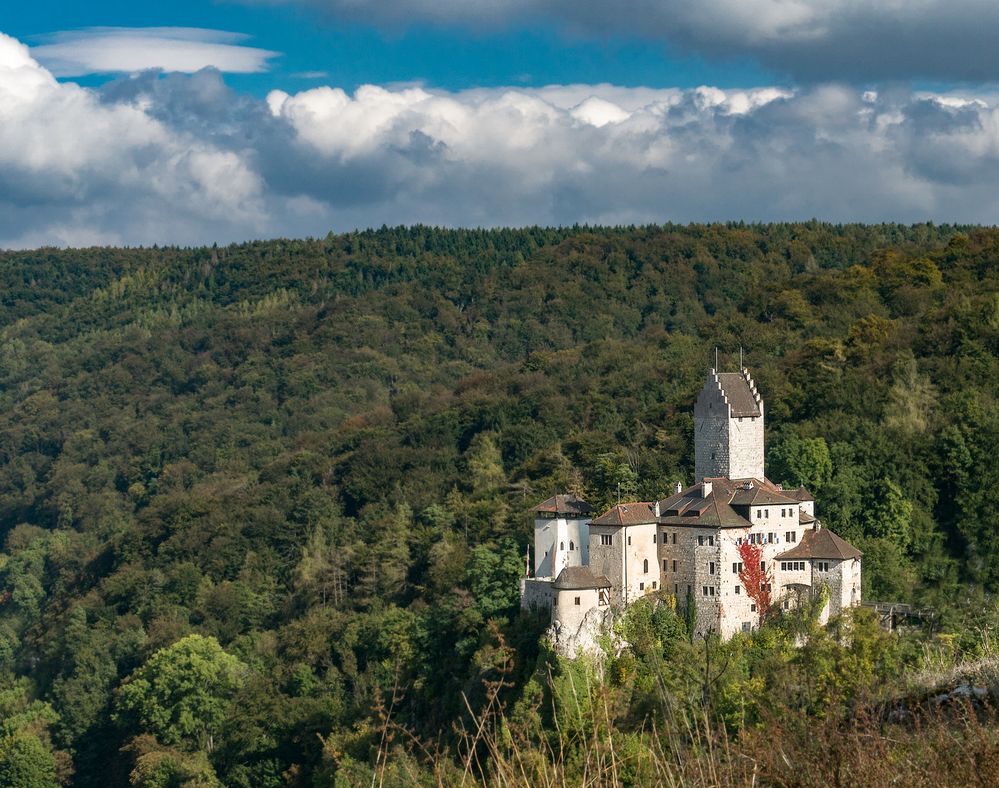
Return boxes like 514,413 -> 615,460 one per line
521,367 -> 863,656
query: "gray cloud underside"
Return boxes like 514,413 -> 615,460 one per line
257,0 -> 999,83
3,32 -> 999,248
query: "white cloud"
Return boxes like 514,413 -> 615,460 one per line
257,0 -> 999,82
6,29 -> 999,247
31,27 -> 279,76
0,33 -> 266,247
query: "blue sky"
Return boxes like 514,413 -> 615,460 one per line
2,1 -> 999,246
8,0 -> 776,93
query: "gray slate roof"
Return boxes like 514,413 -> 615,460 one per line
591,502 -> 658,527
531,494 -> 593,516
776,528 -> 862,561
717,372 -> 762,418
553,566 -> 612,590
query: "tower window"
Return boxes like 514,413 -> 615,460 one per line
643,559 -> 649,574
574,596 -> 581,605
569,541 -> 574,550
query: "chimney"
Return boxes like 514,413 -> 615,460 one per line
702,480 -> 713,497
674,480 -> 683,495
654,501 -> 661,517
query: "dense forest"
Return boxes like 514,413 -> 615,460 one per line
0,223 -> 997,786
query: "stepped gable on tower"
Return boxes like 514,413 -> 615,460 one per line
694,366 -> 765,481
715,372 -> 762,417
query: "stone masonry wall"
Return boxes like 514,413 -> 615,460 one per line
694,372 -> 730,480
727,414 -> 764,480
521,577 -> 554,611
588,525 -> 625,605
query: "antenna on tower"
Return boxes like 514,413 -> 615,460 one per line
714,347 -> 718,371
740,345 -> 744,369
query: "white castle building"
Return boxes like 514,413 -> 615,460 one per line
521,367 -> 862,655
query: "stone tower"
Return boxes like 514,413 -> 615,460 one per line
693,368 -> 764,481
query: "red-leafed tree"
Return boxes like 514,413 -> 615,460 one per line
737,540 -> 773,623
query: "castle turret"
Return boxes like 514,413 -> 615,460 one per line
694,368 -> 764,481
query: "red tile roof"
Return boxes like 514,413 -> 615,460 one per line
591,502 -> 658,527
531,494 -> 593,516
776,528 -> 862,561
656,478 -> 808,528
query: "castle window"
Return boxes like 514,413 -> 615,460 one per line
675,584 -> 679,594
672,533 -> 677,545
672,560 -> 677,572
628,536 -> 632,546
756,509 -> 762,519
760,561 -> 766,572
817,561 -> 830,572
600,534 -> 613,546
643,559 -> 649,574
742,622 -> 751,632
709,562 -> 715,575
639,582 -> 645,591
569,541 -> 574,551
702,586 -> 708,596
652,581 -> 657,589
751,603 -> 757,612
735,585 -> 741,595
784,601 -> 790,610
709,587 -> 715,596
764,509 -> 769,518
663,559 -> 668,572
574,596 -> 581,605
698,536 -> 704,546
786,531 -> 796,543
732,562 -> 742,573
652,534 -> 657,543
781,562 -> 787,571
560,542 -> 564,550
709,536 -> 715,546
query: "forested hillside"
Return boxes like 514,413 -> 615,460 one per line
0,223 -> 997,786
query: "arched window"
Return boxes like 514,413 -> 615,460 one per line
560,541 -> 564,550
569,540 -> 575,551
643,559 -> 649,574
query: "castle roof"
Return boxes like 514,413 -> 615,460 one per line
657,477 -> 805,528
531,494 -> 593,517
716,371 -> 762,418
776,528 -> 862,561
785,485 -> 815,502
591,502 -> 657,527
553,566 -> 612,590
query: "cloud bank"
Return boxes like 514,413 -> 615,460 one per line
4,30 -> 999,247
32,27 -> 278,77
257,0 -> 999,83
